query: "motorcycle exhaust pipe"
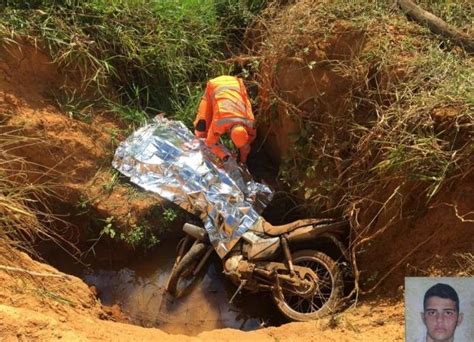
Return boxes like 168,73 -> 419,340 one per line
183,223 -> 209,242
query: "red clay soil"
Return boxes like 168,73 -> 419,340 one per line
357,174 -> 474,292
0,41 -> 408,340
2,18 -> 473,338
251,1 -> 473,297
0,247 -> 404,341
0,42 -> 167,250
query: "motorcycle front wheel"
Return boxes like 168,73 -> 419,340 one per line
166,242 -> 207,298
272,250 -> 343,321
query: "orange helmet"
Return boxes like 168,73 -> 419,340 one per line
230,125 -> 249,148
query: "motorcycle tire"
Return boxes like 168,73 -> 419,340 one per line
272,250 -> 343,321
166,242 -> 207,298
172,235 -> 192,270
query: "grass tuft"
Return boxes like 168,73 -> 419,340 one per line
1,0 -> 266,127
0,125 -> 62,265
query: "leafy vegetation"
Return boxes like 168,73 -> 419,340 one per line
98,208 -> 178,250
0,0 -> 266,253
253,0 -> 472,212
1,1 -> 471,294
417,0 -> 473,33
0,0 -> 265,127
251,0 -> 473,291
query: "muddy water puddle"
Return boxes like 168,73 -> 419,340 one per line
68,239 -> 284,335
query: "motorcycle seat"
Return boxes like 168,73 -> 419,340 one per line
258,218 -> 334,236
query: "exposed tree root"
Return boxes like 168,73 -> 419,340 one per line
397,0 -> 474,53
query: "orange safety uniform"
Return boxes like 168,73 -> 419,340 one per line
193,75 -> 256,163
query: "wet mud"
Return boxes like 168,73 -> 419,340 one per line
47,239 -> 285,335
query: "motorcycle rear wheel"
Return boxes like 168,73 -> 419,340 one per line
166,242 -> 207,298
272,250 -> 343,321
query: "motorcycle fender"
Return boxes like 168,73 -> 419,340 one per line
286,223 -> 348,259
286,226 -> 316,243
287,222 -> 345,243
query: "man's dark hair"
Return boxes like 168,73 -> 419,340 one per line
423,283 -> 460,312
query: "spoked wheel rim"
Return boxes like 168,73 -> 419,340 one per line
272,250 -> 343,321
282,258 -> 334,314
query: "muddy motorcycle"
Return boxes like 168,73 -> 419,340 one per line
166,218 -> 348,321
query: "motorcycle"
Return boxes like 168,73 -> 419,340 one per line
112,115 -> 350,321
167,217 -> 349,321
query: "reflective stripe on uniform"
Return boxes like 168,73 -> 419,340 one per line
213,85 -> 240,97
218,98 -> 247,114
215,116 -> 255,128
214,84 -> 247,113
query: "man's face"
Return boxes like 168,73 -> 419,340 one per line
421,296 -> 463,342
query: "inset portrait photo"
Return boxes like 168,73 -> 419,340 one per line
405,277 -> 473,342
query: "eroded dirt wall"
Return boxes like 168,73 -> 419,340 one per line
246,0 -> 473,293
0,42 -> 174,255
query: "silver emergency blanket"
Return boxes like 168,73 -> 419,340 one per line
112,115 -> 273,258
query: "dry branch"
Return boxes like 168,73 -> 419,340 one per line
397,0 -> 474,53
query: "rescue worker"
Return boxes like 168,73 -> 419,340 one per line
193,75 -> 256,164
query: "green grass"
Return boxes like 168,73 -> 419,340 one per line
0,126 -> 61,264
417,0 -> 473,33
253,0 -> 473,217
0,0 -> 270,258
0,0 -> 266,127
